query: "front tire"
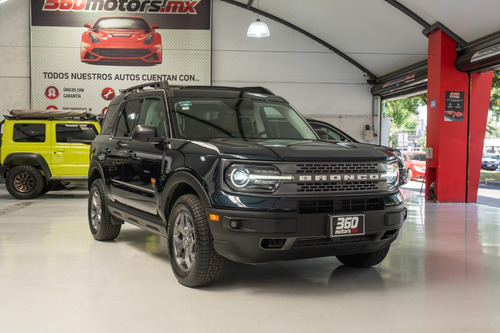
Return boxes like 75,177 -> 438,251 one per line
88,178 -> 121,241
407,168 -> 413,181
336,246 -> 390,268
168,194 -> 224,287
6,165 -> 45,199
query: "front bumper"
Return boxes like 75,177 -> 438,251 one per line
206,200 -> 406,264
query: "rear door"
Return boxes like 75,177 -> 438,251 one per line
50,121 -> 100,177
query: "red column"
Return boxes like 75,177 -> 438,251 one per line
426,29 -> 493,202
467,71 -> 494,202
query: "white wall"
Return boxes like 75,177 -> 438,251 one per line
0,0 -> 377,142
212,0 -> 376,142
0,0 -> 30,116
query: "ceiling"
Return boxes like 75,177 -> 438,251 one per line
222,0 -> 500,80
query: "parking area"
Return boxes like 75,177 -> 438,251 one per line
1,181 -> 500,332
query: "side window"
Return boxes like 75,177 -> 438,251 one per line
136,98 -> 166,138
101,104 -> 120,135
56,124 -> 98,143
114,100 -> 141,138
13,124 -> 46,142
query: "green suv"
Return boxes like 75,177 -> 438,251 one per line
0,109 -> 100,199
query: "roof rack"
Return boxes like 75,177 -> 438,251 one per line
120,80 -> 170,94
6,109 -> 93,119
179,85 -> 275,95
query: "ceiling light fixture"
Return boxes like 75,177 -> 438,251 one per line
0,0 -> 9,4
247,0 -> 270,38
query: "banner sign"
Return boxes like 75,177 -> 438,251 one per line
31,0 -> 211,114
444,91 -> 465,122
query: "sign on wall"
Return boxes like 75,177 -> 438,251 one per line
30,0 -> 211,114
444,91 -> 465,122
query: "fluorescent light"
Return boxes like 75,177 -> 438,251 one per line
0,0 -> 9,4
247,19 -> 270,38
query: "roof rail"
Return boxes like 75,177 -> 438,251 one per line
120,80 -> 170,94
179,85 -> 275,95
7,109 -> 91,119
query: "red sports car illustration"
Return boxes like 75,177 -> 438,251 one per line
81,16 -> 162,65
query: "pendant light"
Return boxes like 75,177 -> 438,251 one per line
247,0 -> 270,38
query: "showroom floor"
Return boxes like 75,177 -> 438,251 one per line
1,182 -> 500,333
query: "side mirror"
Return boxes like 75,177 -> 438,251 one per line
131,125 -> 158,142
152,24 -> 159,29
84,23 -> 91,28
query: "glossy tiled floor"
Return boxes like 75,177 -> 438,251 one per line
1,182 -> 500,333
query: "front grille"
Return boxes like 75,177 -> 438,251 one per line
298,197 -> 384,214
296,162 -> 380,174
294,234 -> 377,248
297,181 -> 378,193
293,162 -> 385,193
93,48 -> 150,58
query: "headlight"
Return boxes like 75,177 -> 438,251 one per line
415,166 -> 426,173
382,162 -> 399,189
144,34 -> 154,45
225,164 -> 293,193
89,33 -> 99,44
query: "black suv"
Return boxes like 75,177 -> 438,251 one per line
88,81 -> 406,287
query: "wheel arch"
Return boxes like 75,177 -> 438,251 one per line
2,153 -> 51,182
159,171 -> 211,223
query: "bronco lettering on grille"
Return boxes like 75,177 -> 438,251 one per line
297,174 -> 381,182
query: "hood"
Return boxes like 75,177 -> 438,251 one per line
181,138 -> 395,163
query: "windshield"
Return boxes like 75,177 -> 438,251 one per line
172,99 -> 317,140
94,18 -> 150,30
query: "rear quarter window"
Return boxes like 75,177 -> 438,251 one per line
13,123 -> 46,142
56,123 -> 98,143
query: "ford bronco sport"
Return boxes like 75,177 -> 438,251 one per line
88,81 -> 406,287
0,109 -> 100,199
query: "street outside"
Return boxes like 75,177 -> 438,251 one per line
401,179 -> 500,207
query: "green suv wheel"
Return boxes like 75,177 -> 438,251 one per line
88,178 -> 121,241
6,165 -> 45,199
168,194 -> 224,287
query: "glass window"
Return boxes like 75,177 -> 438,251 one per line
13,124 -> 45,142
114,100 -> 141,138
56,124 -> 98,143
136,98 -> 166,138
94,17 -> 150,30
173,99 -> 316,140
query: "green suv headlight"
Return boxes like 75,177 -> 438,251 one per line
383,162 -> 399,190
225,164 -> 292,193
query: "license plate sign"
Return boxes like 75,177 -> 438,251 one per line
330,214 -> 365,237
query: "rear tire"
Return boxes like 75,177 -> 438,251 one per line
168,194 -> 224,287
336,246 -> 390,268
6,165 -> 45,199
88,178 -> 121,241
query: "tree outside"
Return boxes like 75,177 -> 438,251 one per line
384,69 -> 500,151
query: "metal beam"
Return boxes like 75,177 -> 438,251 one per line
384,0 -> 430,30
220,0 -> 377,81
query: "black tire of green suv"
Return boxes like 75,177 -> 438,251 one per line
336,245 -> 391,268
168,194 -> 225,287
6,164 -> 45,200
88,179 -> 122,241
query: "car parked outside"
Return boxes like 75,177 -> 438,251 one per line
403,151 -> 426,182
481,154 -> 499,171
306,118 -> 408,185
